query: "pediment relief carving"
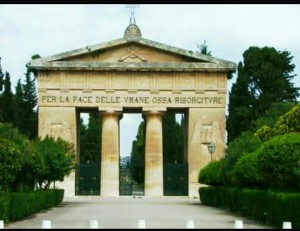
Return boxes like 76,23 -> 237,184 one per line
118,45 -> 147,62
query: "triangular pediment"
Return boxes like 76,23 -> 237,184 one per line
28,36 -> 236,72
59,42 -> 204,63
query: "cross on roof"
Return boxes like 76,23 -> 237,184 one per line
126,4 -> 139,25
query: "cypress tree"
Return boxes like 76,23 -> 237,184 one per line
80,112 -> 101,163
21,68 -> 38,139
2,72 -> 14,124
14,79 -> 28,135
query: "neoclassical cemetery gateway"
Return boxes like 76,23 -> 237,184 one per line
27,21 -> 236,197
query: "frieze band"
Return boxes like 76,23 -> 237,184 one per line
40,94 -> 224,107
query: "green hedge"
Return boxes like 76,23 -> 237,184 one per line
199,186 -> 300,228
0,189 -> 64,224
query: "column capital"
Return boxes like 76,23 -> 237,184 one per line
142,107 -> 166,113
142,108 -> 166,118
100,109 -> 123,120
98,106 -> 123,112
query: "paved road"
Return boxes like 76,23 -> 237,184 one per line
6,196 -> 275,229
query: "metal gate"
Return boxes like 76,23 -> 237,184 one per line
77,163 -> 100,195
163,163 -> 188,196
119,156 -> 144,196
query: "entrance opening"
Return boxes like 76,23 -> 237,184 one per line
119,111 -> 144,196
119,109 -> 188,196
163,109 -> 188,196
75,108 -> 188,196
75,109 -> 101,195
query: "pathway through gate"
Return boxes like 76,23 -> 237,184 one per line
6,197 -> 275,229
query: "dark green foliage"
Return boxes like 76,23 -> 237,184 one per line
80,112 -> 101,163
231,151 -> 263,188
0,122 -> 27,146
249,102 -> 296,133
265,191 -> 300,228
227,46 -> 299,142
227,62 -> 254,142
199,186 -> 300,228
0,189 -> 64,224
255,103 -> 300,141
197,40 -> 212,56
33,136 -> 76,189
163,112 -> 184,164
257,133 -> 300,190
12,141 -> 45,192
130,121 -> 145,184
0,56 -> 38,139
131,121 -> 145,159
272,104 -> 300,135
0,57 -> 3,92
0,138 -> 22,192
13,80 -> 27,135
1,72 -> 14,124
22,69 -> 37,112
0,122 -> 45,191
19,69 -> 38,139
0,193 -> 11,223
229,133 -> 300,190
224,131 -> 262,185
198,159 -> 225,186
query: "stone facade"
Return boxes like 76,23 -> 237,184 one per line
28,23 -> 236,197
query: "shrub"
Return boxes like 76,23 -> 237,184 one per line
257,133 -> 300,190
231,151 -> 263,188
224,131 -> 262,185
198,159 -> 225,186
0,138 -> 22,192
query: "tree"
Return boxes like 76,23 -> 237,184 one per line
80,112 -> 102,163
1,72 -> 14,125
248,102 -> 295,133
20,68 -> 38,139
0,138 -> 22,192
223,131 -> 263,185
0,122 -> 45,192
0,58 -> 3,121
14,79 -> 27,135
197,40 -> 212,56
34,136 -> 76,189
130,121 -> 145,184
255,104 -> 300,141
0,57 -> 4,91
226,46 -> 299,143
163,112 -> 184,164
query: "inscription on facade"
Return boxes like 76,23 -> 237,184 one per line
40,94 -> 224,107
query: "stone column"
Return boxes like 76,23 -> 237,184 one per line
100,110 -> 122,196
144,110 -> 164,196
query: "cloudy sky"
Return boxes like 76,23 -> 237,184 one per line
1,4 -> 300,157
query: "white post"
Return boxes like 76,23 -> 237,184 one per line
90,219 -> 99,229
137,219 -> 146,229
186,219 -> 195,229
282,221 -> 292,229
42,220 -> 52,229
234,220 -> 243,229
0,220 -> 4,229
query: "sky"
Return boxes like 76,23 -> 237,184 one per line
1,4 -> 300,157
